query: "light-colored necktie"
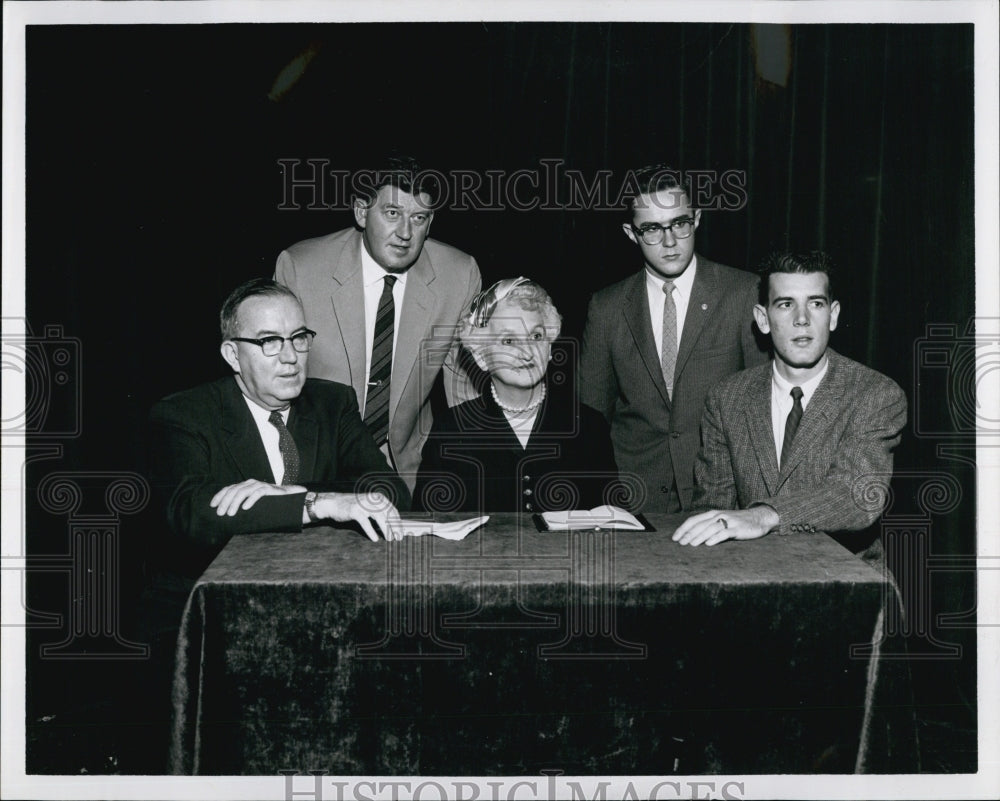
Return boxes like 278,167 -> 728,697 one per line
661,280 -> 677,398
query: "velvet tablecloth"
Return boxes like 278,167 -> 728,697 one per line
169,514 -> 897,775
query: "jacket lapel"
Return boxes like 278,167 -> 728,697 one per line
744,367 -> 780,495
674,257 -> 714,381
219,378 -> 276,483
329,233 -> 368,403
776,350 -> 846,488
288,390 -> 319,483
623,272 -> 671,408
391,250 -> 435,425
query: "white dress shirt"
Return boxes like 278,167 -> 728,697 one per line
770,357 -> 829,467
360,244 -> 407,416
646,255 -> 698,361
241,393 -> 291,485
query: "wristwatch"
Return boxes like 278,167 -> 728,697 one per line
304,491 -> 319,522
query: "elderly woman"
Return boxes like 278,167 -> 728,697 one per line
414,278 -> 620,514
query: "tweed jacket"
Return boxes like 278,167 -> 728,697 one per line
692,349 -> 907,537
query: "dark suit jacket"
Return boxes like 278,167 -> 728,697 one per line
692,349 -> 907,537
413,377 -> 620,514
276,227 -> 482,491
148,377 -> 410,577
580,258 -> 768,512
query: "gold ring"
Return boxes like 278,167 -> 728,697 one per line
717,517 -> 728,529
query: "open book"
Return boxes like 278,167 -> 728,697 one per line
538,505 -> 650,531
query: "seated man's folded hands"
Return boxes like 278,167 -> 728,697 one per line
210,478 -> 308,517
209,479 -> 404,542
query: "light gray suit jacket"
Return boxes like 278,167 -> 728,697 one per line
580,258 -> 768,512
276,227 -> 481,490
692,349 -> 907,537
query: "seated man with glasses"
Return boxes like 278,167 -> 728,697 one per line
580,164 -> 768,514
140,278 -> 409,770
149,277 -> 410,568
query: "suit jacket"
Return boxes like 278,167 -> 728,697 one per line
148,377 -> 410,577
413,376 -> 620,514
692,349 -> 907,537
579,258 -> 768,512
276,227 -> 482,491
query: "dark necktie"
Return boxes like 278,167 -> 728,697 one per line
781,386 -> 804,466
661,280 -> 677,399
364,274 -> 397,446
268,410 -> 300,484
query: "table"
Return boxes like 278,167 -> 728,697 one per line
169,514 -> 904,775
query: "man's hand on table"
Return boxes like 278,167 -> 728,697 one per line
211,479 -> 307,516
210,480 -> 402,542
672,505 -> 779,546
310,491 -> 403,543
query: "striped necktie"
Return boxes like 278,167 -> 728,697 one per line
268,410 -> 300,484
364,274 -> 397,446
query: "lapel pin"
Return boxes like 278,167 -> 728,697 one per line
701,303 -> 708,310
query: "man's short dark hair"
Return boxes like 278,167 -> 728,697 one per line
353,155 -> 441,208
757,251 -> 836,306
220,278 -> 301,340
622,163 -> 689,218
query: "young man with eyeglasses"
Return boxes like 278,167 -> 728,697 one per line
580,164 -> 768,513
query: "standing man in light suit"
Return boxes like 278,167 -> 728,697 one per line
276,157 -> 482,490
580,164 -> 768,512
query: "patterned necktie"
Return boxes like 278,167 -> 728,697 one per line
364,274 -> 397,446
660,280 -> 677,399
781,386 -> 804,466
268,410 -> 300,484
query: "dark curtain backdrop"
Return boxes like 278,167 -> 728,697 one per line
23,22 -> 976,772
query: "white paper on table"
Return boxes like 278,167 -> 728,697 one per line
540,505 -> 645,530
394,516 -> 490,541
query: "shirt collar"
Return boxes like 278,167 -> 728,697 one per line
771,354 -> 829,404
361,242 -> 408,290
240,390 -> 290,424
645,254 -> 698,299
